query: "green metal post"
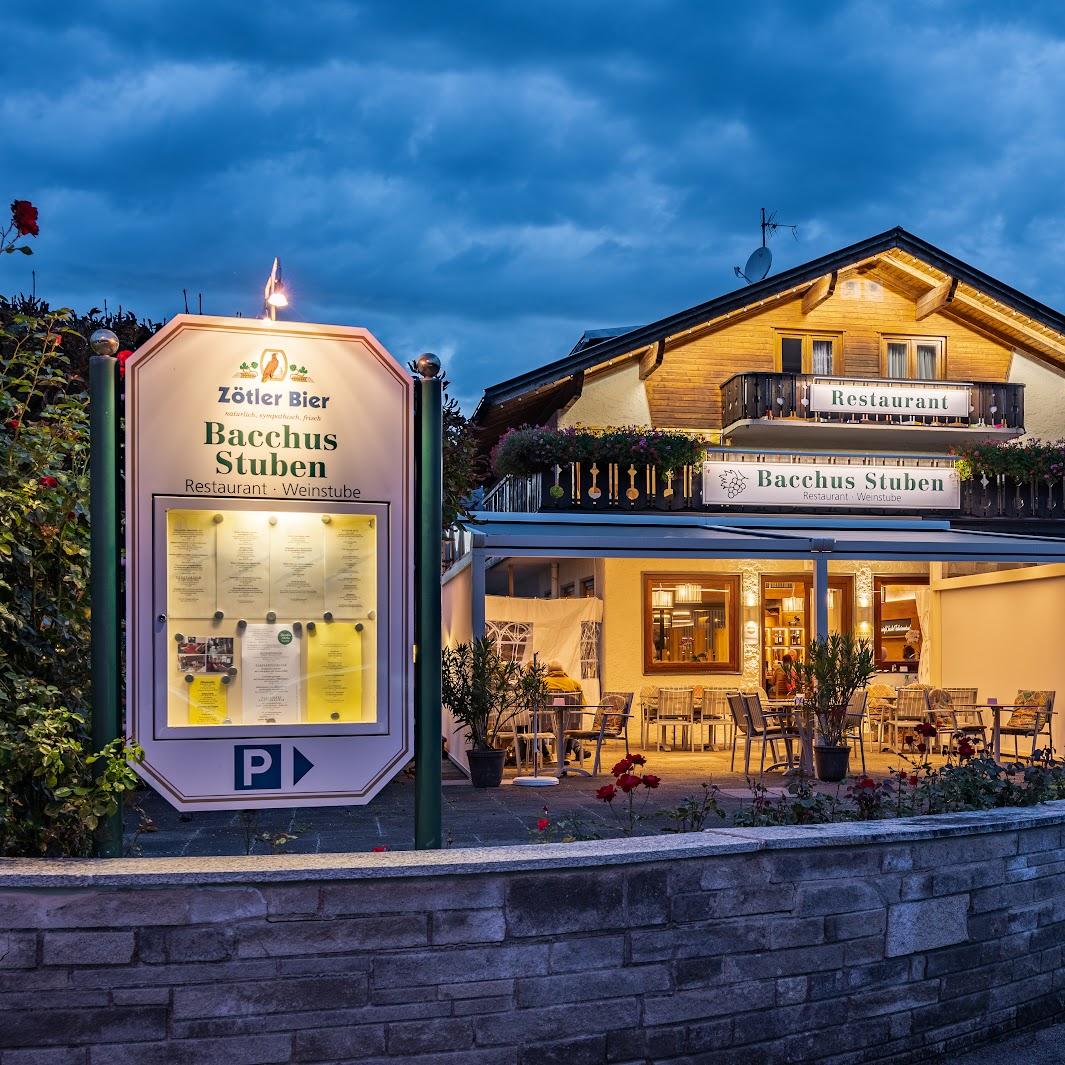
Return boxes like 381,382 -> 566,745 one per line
89,349 -> 122,858
413,353 -> 443,850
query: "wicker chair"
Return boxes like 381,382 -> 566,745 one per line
885,687 -> 931,751
999,690 -> 1056,761
563,692 -> 633,775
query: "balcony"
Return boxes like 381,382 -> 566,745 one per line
480,460 -> 1065,525
721,372 -> 1024,450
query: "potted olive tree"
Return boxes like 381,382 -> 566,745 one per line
441,639 -> 547,787
786,633 -> 875,782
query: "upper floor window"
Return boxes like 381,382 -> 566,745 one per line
881,337 -> 944,380
777,332 -> 841,375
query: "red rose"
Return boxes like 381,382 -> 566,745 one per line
611,756 -> 633,777
958,739 -> 975,759
855,776 -> 876,790
39,475 -> 58,488
536,817 -> 549,832
117,350 -> 133,377
916,722 -> 937,738
595,783 -> 616,802
6,418 -> 19,430
617,772 -> 642,793
907,774 -> 919,787
627,753 -> 647,767
641,773 -> 661,789
371,845 -> 388,852
10,200 -> 38,238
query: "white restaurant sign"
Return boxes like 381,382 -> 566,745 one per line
125,315 -> 413,810
808,378 -> 971,419
703,458 -> 961,510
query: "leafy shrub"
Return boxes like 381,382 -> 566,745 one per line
0,302 -> 141,856
491,424 -> 708,477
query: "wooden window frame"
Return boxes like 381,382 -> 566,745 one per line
580,577 -> 595,598
879,336 -> 946,381
774,331 -> 845,375
873,574 -> 929,670
642,572 -> 740,674
760,574 -> 854,673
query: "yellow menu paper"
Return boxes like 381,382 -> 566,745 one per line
306,624 -> 364,722
188,675 -> 228,725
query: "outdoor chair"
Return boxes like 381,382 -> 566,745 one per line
726,691 -> 752,774
867,682 -> 897,744
942,688 -> 984,749
999,690 -> 1056,762
885,686 -> 931,751
638,685 -> 660,748
654,687 -> 696,751
844,689 -> 868,773
926,687 -> 958,755
743,691 -> 799,780
563,692 -> 633,775
700,688 -> 732,750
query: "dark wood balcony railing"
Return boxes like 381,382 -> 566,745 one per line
721,373 -> 1024,431
479,466 -> 1065,523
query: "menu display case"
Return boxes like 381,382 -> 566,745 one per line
159,500 -> 384,735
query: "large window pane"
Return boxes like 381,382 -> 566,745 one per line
874,576 -> 928,671
916,343 -> 939,380
887,342 -> 908,378
812,339 -> 834,375
780,337 -> 803,373
644,574 -> 739,673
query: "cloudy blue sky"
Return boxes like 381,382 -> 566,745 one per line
5,1 -> 1065,407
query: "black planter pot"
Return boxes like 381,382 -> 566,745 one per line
813,744 -> 851,783
468,748 -> 507,788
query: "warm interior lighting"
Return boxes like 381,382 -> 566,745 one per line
674,583 -> 702,604
781,596 -> 805,614
651,588 -> 674,610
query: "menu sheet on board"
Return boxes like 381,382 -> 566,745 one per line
324,514 -> 375,618
269,513 -> 325,617
306,624 -> 364,723
242,623 -> 302,725
166,510 -> 217,618
217,512 -> 271,617
188,675 -> 228,725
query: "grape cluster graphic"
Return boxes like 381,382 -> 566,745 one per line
718,469 -> 748,499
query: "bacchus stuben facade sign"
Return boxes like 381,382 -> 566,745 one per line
703,453 -> 961,510
125,316 -> 413,810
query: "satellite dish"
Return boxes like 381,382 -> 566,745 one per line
742,246 -> 772,282
732,208 -> 798,284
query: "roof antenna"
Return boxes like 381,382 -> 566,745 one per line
734,207 -> 799,284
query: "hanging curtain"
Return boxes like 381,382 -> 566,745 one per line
916,344 -> 938,380
812,339 -> 834,375
887,342 -> 907,378
914,587 -> 933,685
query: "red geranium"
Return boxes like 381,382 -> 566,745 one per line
595,783 -> 616,802
117,350 -> 133,377
39,475 -> 58,488
10,200 -> 38,238
641,773 -> 661,789
616,772 -> 642,793
536,817 -> 549,832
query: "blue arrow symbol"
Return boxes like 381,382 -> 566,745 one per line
293,747 -> 314,786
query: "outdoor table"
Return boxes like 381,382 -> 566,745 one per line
763,701 -> 813,776
967,704 -> 1025,762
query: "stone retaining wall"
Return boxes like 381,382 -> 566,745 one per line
2,805 -> 1065,1064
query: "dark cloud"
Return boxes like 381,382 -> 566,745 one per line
5,1 -> 1065,407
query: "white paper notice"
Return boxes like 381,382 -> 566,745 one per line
217,511 -> 271,617
324,515 -> 376,619
269,512 -> 325,617
166,510 -> 217,618
241,623 -> 301,725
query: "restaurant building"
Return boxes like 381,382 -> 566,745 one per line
442,228 -> 1065,761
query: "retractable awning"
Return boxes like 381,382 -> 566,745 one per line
462,512 -> 1065,564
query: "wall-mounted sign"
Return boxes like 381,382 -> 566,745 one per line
126,316 -> 412,810
808,378 -> 971,419
880,618 -> 914,637
703,457 -> 960,510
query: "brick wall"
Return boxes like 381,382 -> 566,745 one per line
2,805 -> 1065,1064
